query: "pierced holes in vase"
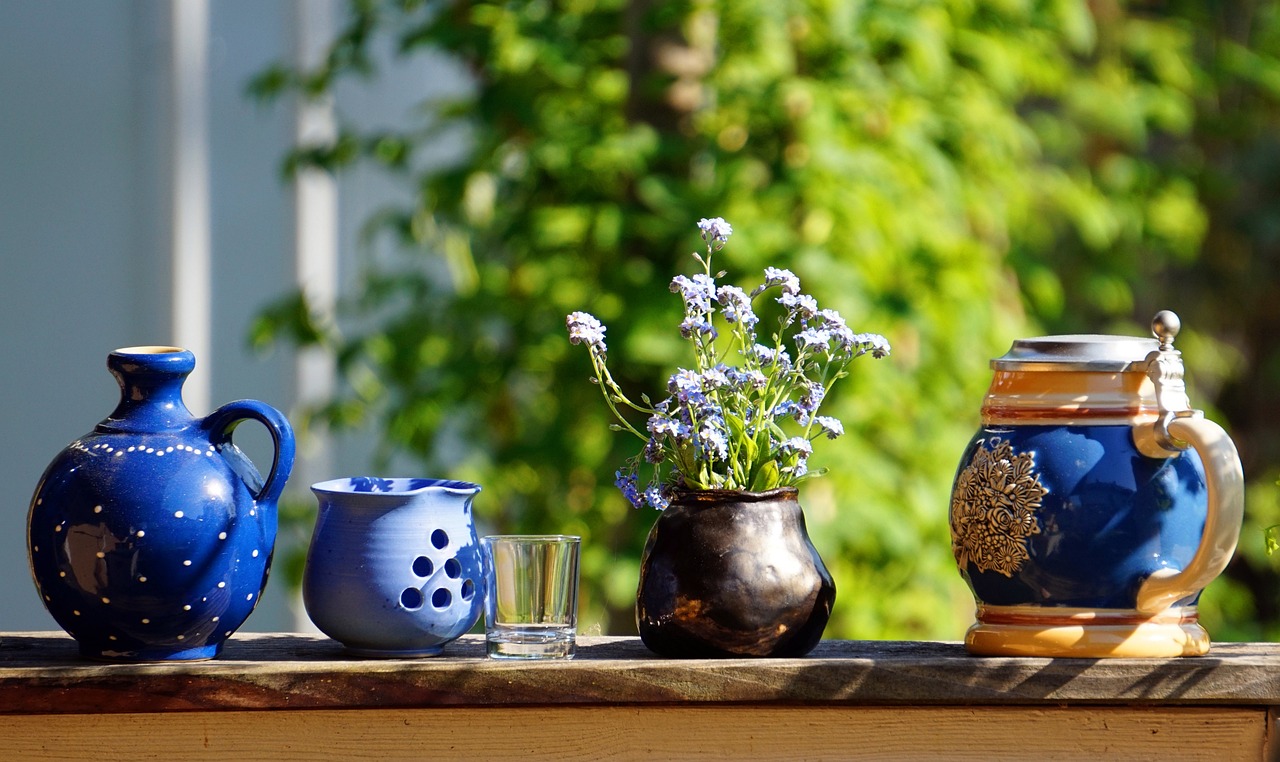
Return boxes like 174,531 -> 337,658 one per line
412,556 -> 434,577
460,579 -> 475,601
444,558 -> 462,579
430,529 -> 449,550
400,588 -> 424,610
431,588 -> 452,609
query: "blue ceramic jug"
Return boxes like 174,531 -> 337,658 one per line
27,346 -> 295,661
303,477 -> 485,657
950,312 -> 1243,657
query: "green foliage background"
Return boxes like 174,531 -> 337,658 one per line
250,0 -> 1280,640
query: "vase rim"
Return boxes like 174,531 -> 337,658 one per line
673,486 -> 799,502
106,346 -> 196,378
311,477 -> 481,497
112,345 -> 190,356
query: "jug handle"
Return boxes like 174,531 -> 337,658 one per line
201,400 -> 296,506
1134,417 -> 1243,615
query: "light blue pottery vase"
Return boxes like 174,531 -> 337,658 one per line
303,477 -> 484,656
27,346 -> 295,661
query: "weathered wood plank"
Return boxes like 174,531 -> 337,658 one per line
0,706 -> 1265,761
3,632 -> 1280,715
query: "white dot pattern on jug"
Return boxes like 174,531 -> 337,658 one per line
36,437 -> 273,659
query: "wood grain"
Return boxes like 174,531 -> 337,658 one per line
4,632 -> 1280,715
0,706 -> 1264,761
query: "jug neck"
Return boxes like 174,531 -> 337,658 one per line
98,346 -> 197,433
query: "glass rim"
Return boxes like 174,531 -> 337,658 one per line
481,534 -> 580,543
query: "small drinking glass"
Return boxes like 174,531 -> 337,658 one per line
481,535 -> 581,659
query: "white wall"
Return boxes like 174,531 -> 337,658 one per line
0,0 -> 464,633
0,0 -> 301,631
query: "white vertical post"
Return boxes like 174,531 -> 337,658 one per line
170,0 -> 212,414
291,0 -> 340,633
292,0 -> 338,483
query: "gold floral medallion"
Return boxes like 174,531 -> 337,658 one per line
950,438 -> 1048,577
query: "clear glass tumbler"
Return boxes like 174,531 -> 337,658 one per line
481,535 -> 580,659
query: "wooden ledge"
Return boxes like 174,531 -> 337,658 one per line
2,632 -> 1280,715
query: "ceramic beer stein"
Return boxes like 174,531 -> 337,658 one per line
949,312 -> 1243,657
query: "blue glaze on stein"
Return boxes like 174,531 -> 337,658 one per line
303,477 -> 484,657
27,347 -> 295,661
955,424 -> 1208,610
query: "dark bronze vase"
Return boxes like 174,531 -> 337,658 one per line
636,487 -> 835,658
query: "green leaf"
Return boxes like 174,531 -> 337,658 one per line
750,461 -> 781,492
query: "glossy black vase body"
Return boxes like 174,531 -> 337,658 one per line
636,488 -> 835,658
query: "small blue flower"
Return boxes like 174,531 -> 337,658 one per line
762,267 -> 800,296
795,327 -> 832,350
668,369 -> 702,396
778,292 -> 819,319
799,382 -> 825,413
698,217 -> 733,244
648,413 -> 691,441
820,310 -> 857,353
679,316 -> 718,340
644,484 -> 671,510
671,273 -> 716,314
729,367 -> 768,390
615,469 -> 643,509
697,422 -> 729,461
814,416 -> 844,440
716,285 -> 758,328
855,332 -> 892,359
772,400 -> 799,420
780,436 -> 813,457
779,436 -> 813,478
701,365 -> 731,389
643,437 -> 665,464
566,311 -> 607,353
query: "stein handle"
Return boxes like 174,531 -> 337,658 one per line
1134,417 -> 1243,615
201,400 -> 296,505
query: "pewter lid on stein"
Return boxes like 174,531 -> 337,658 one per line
991,335 -> 1158,371
990,311 -> 1181,372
